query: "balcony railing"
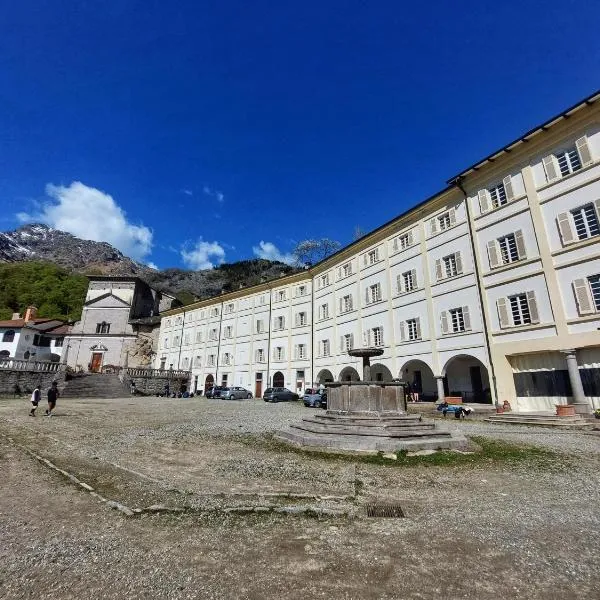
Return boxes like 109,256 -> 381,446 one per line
126,367 -> 190,379
0,359 -> 62,373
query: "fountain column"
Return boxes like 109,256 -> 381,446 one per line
435,376 -> 445,402
362,355 -> 371,381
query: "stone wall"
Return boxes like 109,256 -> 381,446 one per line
124,369 -> 190,396
0,366 -> 66,396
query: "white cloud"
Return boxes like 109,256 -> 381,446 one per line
203,186 -> 224,203
146,262 -> 159,270
181,238 -> 226,270
17,181 -> 153,260
182,189 -> 193,196
252,240 -> 295,265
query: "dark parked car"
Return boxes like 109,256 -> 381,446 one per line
263,387 -> 299,403
218,386 -> 253,400
303,388 -> 327,408
205,386 -> 226,399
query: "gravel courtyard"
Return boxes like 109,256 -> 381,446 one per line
1,396 -> 599,599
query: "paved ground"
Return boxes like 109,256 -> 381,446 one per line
1,396 -> 599,599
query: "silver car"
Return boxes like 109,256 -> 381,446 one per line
219,386 -> 253,400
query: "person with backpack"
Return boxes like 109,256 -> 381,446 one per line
46,381 -> 59,417
29,385 -> 41,416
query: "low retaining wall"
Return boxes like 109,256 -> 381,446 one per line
124,368 -> 190,396
0,362 -> 66,396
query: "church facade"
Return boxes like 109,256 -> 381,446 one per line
156,90 -> 600,413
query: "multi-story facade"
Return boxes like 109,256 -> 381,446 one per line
157,90 -> 600,413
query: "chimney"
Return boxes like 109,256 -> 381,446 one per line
24,306 -> 38,322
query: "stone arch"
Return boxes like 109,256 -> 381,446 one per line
316,369 -> 334,385
339,366 -> 360,382
370,363 -> 393,382
204,374 -> 214,393
399,359 -> 437,401
273,371 -> 285,387
0,350 -> 10,359
442,354 -> 491,403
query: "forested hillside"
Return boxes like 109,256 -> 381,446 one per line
0,262 -> 88,321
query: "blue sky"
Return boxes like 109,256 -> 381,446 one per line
1,1 -> 599,270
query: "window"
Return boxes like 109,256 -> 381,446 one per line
196,331 -> 203,343
444,254 -> 458,278
165,319 -> 171,327
2,330 -> 15,343
497,292 -> 539,328
406,318 -> 420,341
320,339 -> 331,357
275,315 -> 285,330
163,338 -> 169,349
223,353 -> 232,366
276,290 -> 286,302
488,182 -> 507,208
488,231 -> 526,269
572,204 -> 600,241
449,308 -> 465,333
256,348 -> 265,363
401,270 -> 416,293
320,274 -> 330,288
259,295 -> 266,305
296,344 -> 307,359
95,322 -> 110,334
366,249 -> 379,265
256,319 -> 264,334
589,275 -> 600,311
183,334 -> 190,345
274,346 -> 285,361
342,263 -> 353,277
341,294 -> 353,313
224,303 -> 234,314
297,285 -> 307,297
34,335 -> 51,347
371,327 -> 383,347
498,234 -> 518,265
342,333 -> 354,351
195,356 -> 202,367
176,317 -> 182,325
319,303 -> 329,320
509,294 -> 531,326
221,374 -> 228,386
367,283 -> 382,304
296,312 -> 307,326
183,357 -> 189,369
211,307 -> 220,317
394,232 -> 413,252
207,355 -> 216,367
543,137 -> 593,183
173,336 -> 180,347
224,326 -> 233,339
209,328 -> 218,341
438,212 -> 451,230
54,337 -> 64,347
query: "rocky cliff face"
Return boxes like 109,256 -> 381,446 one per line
0,224 -> 299,300
0,224 -> 143,275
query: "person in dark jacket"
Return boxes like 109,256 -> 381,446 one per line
46,381 -> 59,417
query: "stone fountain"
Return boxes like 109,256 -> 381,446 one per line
276,348 -> 468,454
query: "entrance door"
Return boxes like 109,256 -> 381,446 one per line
413,370 -> 423,394
470,366 -> 483,402
90,353 -> 103,372
255,373 -> 263,398
273,371 -> 284,388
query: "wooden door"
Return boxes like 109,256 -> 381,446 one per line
255,379 -> 262,398
90,353 -> 103,372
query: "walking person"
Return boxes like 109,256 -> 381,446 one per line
45,381 -> 59,417
29,385 -> 41,416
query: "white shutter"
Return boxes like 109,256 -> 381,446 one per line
440,311 -> 449,335
337,267 -> 342,280
363,253 -> 367,266
487,240 -> 500,269
542,155 -> 559,183
365,287 -> 370,305
349,333 -> 354,350
572,279 -> 594,315
411,269 -> 418,289
478,189 -> 491,213
497,298 -> 510,329
449,208 -> 457,226
338,298 -> 343,314
576,136 -> 593,167
362,331 -> 369,347
462,306 -> 471,331
429,217 -> 437,235
397,274 -> 403,294
503,175 -> 515,201
294,345 -> 298,360
393,238 -> 398,252
594,199 -> 600,225
415,317 -> 422,340
455,252 -> 463,275
399,321 -> 406,341
526,291 -> 539,324
340,336 -> 344,353
348,263 -> 353,275
435,259 -> 443,281
295,313 -> 300,326
514,230 -> 527,260
556,212 -> 576,245
348,295 -> 353,311
407,230 -> 414,246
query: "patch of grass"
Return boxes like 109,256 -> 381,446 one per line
236,433 -> 569,471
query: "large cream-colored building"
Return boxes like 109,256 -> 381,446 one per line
157,90 -> 600,413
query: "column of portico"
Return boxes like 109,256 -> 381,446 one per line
435,376 -> 445,402
561,350 -> 592,414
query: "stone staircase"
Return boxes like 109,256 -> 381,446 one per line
485,411 -> 595,430
62,373 -> 131,399
276,413 -> 467,453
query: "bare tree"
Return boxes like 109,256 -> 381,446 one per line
292,238 -> 341,267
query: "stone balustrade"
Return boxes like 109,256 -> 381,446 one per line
0,359 -> 63,373
126,367 -> 190,379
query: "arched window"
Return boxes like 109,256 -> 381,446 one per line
0,350 -> 10,359
2,330 -> 15,343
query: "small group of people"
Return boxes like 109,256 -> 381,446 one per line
29,381 -> 59,417
436,400 -> 474,419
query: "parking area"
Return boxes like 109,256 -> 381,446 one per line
1,396 -> 599,599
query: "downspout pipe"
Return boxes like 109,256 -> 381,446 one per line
452,175 -> 499,406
